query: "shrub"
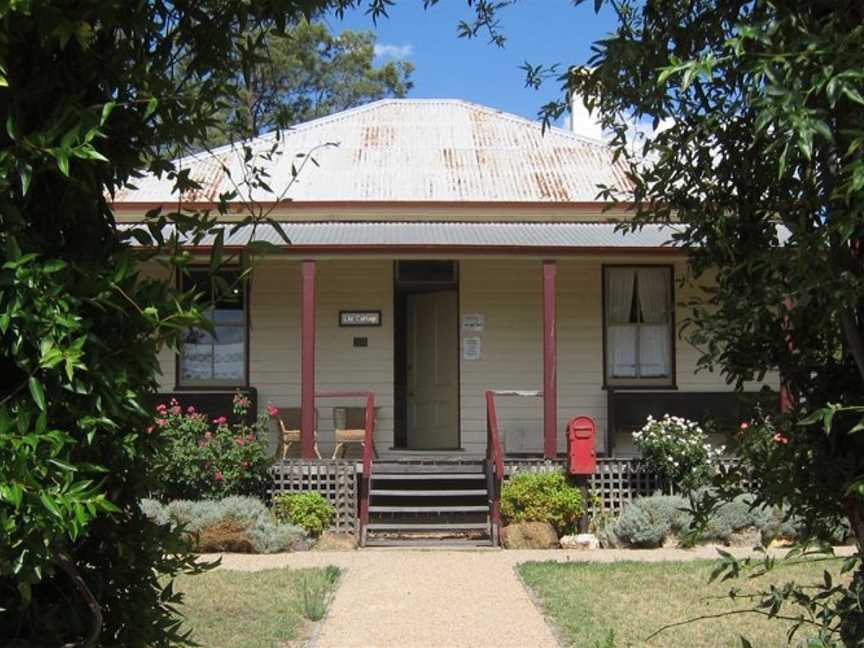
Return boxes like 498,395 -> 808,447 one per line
140,497 -> 303,554
150,392 -> 273,500
608,492 -> 809,548
500,471 -> 585,535
612,494 -> 690,548
272,492 -> 335,537
633,414 -> 724,491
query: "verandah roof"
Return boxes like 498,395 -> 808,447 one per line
124,221 -> 685,252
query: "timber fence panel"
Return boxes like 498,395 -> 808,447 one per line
270,459 -> 357,533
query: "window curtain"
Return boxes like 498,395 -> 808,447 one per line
606,268 -> 637,377
637,268 -> 671,377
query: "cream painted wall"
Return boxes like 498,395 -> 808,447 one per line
148,255 -> 775,457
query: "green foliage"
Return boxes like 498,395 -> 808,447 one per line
611,494 -> 691,548
459,0 -> 864,640
608,493 -> 790,549
501,471 -> 585,535
300,566 -> 340,621
633,415 -> 724,492
207,21 -> 414,146
272,492 -> 335,537
149,392 -> 272,500
0,0 -> 392,643
140,497 -> 303,554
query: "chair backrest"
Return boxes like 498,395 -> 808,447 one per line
274,407 -> 318,430
333,406 -> 380,429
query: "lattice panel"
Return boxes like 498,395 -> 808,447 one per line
587,460 -> 674,516
503,458 -> 742,516
270,460 -> 357,533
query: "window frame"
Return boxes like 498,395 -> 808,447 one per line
601,263 -> 677,390
174,266 -> 251,390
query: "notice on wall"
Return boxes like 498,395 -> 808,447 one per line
462,313 -> 485,331
463,336 -> 482,361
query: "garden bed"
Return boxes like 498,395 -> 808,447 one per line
518,559 -> 849,647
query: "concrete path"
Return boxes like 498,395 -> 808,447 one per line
208,546 -> 856,648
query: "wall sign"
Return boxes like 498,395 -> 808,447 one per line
462,313 -> 485,331
339,310 -> 382,327
463,336 -> 482,361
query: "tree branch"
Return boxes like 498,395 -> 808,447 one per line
55,551 -> 102,648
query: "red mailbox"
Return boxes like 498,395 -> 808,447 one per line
567,416 -> 597,475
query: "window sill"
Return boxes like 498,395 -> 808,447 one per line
602,383 -> 678,391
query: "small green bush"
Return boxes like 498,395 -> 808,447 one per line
608,492 -> 801,548
501,471 -> 585,535
612,494 -> 690,548
272,492 -> 335,537
141,497 -> 303,553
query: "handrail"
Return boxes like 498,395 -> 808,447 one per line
315,390 -> 376,536
484,389 -> 543,545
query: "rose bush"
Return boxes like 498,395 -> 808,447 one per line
150,392 -> 272,500
633,414 -> 724,492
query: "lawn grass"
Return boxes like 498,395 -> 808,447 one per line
518,559 -> 847,647
174,566 -> 339,648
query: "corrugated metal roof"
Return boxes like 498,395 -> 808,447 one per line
126,222 -> 682,249
112,99 -> 630,205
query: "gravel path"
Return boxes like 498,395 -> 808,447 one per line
204,546 -> 856,648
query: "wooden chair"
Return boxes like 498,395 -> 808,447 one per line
275,407 -> 321,459
332,406 -> 379,459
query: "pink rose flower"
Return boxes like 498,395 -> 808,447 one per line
235,437 -> 245,447
187,405 -> 196,414
214,470 -> 224,481
267,404 -> 279,417
170,398 -> 179,406
145,426 -> 154,434
156,418 -> 168,427
247,434 -> 256,442
156,403 -> 167,414
171,405 -> 182,416
772,433 -> 789,445
739,421 -> 749,430
213,416 -> 227,425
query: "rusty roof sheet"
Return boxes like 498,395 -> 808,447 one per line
112,99 -> 631,205
125,222 -> 683,249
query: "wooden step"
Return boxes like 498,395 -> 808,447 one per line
365,522 -> 490,531
372,473 -> 485,481
372,463 -> 484,474
369,505 -> 489,513
370,489 -> 488,497
364,538 -> 494,547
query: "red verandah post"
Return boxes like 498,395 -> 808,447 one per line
300,260 -> 316,459
543,260 -> 558,459
485,390 -> 504,531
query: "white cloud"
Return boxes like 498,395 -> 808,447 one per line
374,43 -> 413,60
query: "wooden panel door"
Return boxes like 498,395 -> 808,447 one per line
406,290 -> 459,449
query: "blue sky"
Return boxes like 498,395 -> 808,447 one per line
324,1 -> 619,126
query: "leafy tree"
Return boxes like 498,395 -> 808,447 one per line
210,21 -> 414,145
0,0 -> 405,644
455,0 -> 864,643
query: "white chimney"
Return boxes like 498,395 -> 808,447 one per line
569,92 -> 604,141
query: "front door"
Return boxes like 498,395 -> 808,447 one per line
406,290 -> 459,449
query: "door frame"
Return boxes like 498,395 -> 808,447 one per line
392,260 -> 462,450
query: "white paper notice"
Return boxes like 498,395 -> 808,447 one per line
462,313 -> 485,331
463,336 -> 482,361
